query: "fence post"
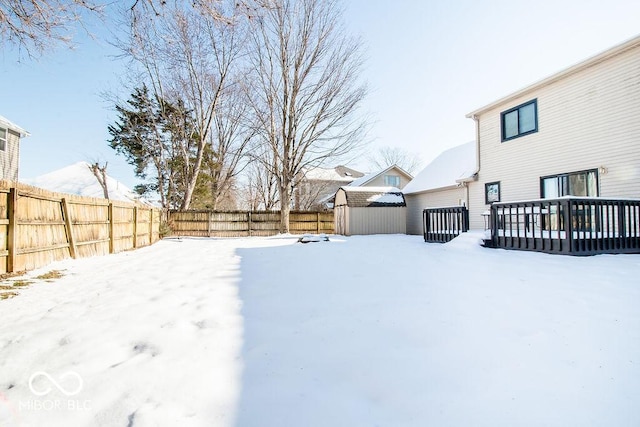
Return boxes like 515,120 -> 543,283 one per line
133,206 -> 138,249
149,209 -> 154,244
7,187 -> 18,273
108,203 -> 115,254
248,211 -> 252,237
208,211 -> 213,237
61,198 -> 77,259
317,212 -> 321,234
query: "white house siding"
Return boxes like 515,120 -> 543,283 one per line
468,41 -> 640,230
348,207 -> 406,235
365,173 -> 412,189
0,129 -> 21,181
405,187 -> 466,235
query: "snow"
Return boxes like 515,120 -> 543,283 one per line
297,234 -> 330,243
366,192 -> 405,204
23,161 -> 150,205
0,115 -> 29,137
403,141 -> 477,194
347,171 -> 377,187
302,167 -> 355,182
1,233 -> 640,426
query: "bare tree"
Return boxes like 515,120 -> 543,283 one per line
120,0 -> 247,210
241,154 -> 279,211
88,161 -> 110,199
204,84 -> 255,209
246,0 -> 367,232
0,0 -> 103,57
368,146 -> 422,175
0,0 -> 200,57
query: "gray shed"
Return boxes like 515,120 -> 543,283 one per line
334,186 -> 406,235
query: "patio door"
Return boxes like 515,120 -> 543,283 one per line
540,169 -> 599,231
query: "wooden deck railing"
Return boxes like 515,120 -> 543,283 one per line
423,206 -> 469,243
489,197 -> 640,255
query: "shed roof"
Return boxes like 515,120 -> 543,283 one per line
403,141 -> 476,195
336,186 -> 406,207
0,115 -> 30,137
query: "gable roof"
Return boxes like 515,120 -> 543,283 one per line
0,115 -> 30,137
466,34 -> 640,118
348,164 -> 413,187
403,141 -> 476,195
336,186 -> 406,207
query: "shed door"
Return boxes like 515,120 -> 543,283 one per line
335,206 -> 346,235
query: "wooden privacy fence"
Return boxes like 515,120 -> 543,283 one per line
168,210 -> 334,237
0,181 -> 162,274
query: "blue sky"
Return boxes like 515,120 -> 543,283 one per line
2,0 -> 640,188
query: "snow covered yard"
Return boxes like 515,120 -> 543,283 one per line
1,233 -> 639,426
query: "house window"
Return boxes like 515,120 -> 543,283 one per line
384,175 -> 400,187
0,128 -> 6,151
541,169 -> 598,198
501,99 -> 538,141
485,181 -> 501,204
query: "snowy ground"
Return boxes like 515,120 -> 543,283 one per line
1,233 -> 639,426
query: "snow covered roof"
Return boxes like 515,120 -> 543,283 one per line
302,165 -> 364,182
348,164 -> 413,187
403,141 -> 477,195
0,115 -> 30,137
336,186 -> 406,207
23,161 -> 151,205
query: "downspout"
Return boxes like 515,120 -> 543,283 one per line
472,114 -> 481,176
455,114 -> 482,208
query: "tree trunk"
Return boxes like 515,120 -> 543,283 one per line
279,182 -> 291,234
89,163 -> 110,199
179,142 -> 206,210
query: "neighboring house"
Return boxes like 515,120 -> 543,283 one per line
294,165 -> 364,210
403,141 -> 476,235
406,34 -> 640,234
348,164 -> 413,190
334,186 -> 406,235
0,115 -> 29,181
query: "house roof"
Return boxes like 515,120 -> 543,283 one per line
466,34 -> 640,118
336,186 -> 406,207
403,141 -> 476,195
348,164 -> 413,187
0,115 -> 30,137
302,165 -> 364,182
